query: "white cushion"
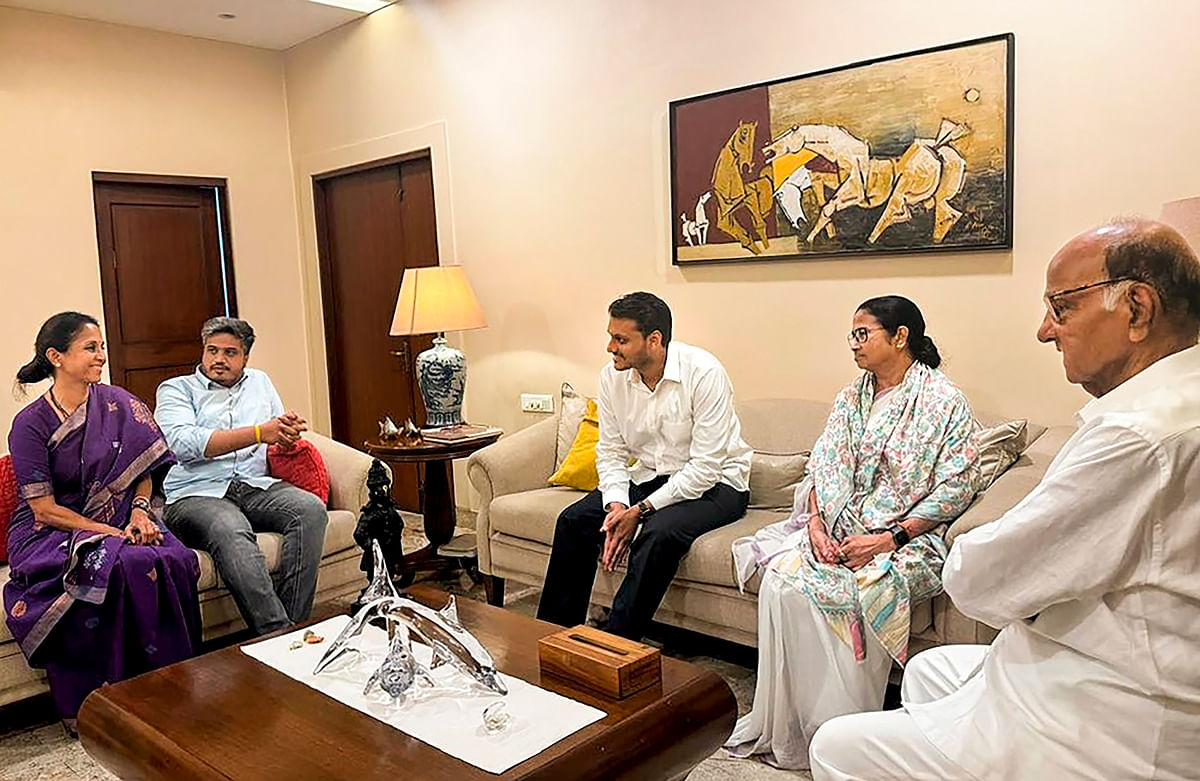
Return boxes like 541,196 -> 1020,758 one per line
748,451 -> 809,510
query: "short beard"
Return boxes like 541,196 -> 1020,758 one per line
203,365 -> 241,387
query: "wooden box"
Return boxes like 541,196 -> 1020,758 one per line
538,625 -> 662,699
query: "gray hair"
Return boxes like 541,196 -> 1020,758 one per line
1099,218 -> 1200,331
201,317 -> 255,353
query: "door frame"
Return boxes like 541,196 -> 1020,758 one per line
293,123 -> 460,437
91,171 -> 239,387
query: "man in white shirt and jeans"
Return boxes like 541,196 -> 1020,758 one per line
810,218 -> 1200,780
537,292 -> 752,641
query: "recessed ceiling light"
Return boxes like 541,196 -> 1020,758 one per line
217,12 -> 236,19
308,0 -> 393,13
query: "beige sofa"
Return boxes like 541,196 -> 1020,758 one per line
0,432 -> 372,707
468,398 -> 1073,652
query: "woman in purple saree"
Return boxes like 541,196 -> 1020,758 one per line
4,312 -> 200,730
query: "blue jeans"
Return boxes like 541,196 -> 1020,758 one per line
165,481 -> 328,635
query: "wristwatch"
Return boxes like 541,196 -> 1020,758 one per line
888,523 -> 910,549
636,500 -> 655,518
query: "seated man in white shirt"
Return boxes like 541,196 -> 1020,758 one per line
809,218 -> 1200,780
536,292 -> 752,640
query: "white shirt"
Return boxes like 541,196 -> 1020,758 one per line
909,344 -> 1200,780
596,341 -> 751,512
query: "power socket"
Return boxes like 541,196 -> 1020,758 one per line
520,393 -> 554,413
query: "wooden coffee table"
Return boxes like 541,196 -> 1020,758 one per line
78,585 -> 737,780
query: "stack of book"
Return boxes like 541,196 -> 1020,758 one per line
421,423 -> 502,444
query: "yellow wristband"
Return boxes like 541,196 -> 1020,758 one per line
255,424 -> 262,445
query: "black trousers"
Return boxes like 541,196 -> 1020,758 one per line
536,476 -> 749,640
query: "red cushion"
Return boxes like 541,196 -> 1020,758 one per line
0,455 -> 16,564
267,439 -> 330,506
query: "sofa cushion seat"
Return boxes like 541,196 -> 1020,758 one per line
486,482 -> 939,636
490,487 -> 584,545
672,508 -> 782,592
197,508 -> 357,591
491,486 -> 789,592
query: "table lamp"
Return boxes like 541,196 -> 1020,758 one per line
389,265 -> 486,428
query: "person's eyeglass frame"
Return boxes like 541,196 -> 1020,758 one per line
1044,276 -> 1138,323
846,326 -> 887,346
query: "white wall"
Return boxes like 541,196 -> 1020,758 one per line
0,7 -> 306,434
283,0 -> 1200,504
8,1 -> 1197,504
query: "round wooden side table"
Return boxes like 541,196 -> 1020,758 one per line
364,431 -> 501,586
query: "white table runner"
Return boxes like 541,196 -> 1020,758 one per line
241,616 -> 606,774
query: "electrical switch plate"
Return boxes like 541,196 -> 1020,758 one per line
520,393 -> 554,413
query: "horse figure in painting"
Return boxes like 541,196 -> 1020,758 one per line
760,119 -> 971,245
762,124 -> 872,242
868,119 -> 970,243
710,121 -> 774,254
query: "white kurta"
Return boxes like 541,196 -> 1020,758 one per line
814,344 -> 1200,779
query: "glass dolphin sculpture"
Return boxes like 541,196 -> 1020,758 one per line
314,595 -> 508,698
359,539 -> 400,604
362,620 -> 434,700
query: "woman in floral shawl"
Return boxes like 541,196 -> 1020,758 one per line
4,313 -> 200,732
726,296 -> 979,770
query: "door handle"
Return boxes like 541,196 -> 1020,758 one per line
389,343 -> 411,374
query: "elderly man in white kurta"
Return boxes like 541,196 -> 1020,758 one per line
808,218 -> 1200,780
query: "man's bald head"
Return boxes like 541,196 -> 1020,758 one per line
1038,219 -> 1200,397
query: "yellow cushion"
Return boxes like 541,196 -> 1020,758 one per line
547,398 -> 599,491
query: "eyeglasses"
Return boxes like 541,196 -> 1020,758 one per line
846,326 -> 886,346
1044,277 -> 1137,323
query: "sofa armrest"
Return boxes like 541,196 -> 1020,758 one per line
467,416 -> 558,575
945,425 -> 1074,546
930,593 -> 1001,646
306,432 -> 384,513
467,416 -> 559,503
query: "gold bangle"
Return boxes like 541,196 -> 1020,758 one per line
255,424 -> 262,444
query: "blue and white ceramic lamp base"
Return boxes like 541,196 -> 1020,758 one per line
416,335 -> 468,428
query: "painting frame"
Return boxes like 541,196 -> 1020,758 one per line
669,33 -> 1014,266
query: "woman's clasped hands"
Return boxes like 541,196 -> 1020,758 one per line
809,517 -> 894,570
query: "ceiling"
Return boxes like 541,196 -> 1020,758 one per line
1,0 -> 394,50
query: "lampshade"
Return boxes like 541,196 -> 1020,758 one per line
389,265 -> 486,336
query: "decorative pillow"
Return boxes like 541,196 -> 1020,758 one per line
267,438 -> 330,506
548,399 -> 600,491
555,382 -> 594,471
974,419 -> 1029,492
748,451 -> 810,510
0,455 -> 16,564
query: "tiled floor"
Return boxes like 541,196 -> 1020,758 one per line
0,512 -> 812,780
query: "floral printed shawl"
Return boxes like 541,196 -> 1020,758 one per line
740,362 -> 978,663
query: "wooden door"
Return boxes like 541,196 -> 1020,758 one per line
93,175 -> 236,408
314,154 -> 440,511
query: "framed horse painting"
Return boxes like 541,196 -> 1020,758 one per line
669,33 -> 1014,265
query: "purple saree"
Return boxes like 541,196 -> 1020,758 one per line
3,384 -> 200,724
